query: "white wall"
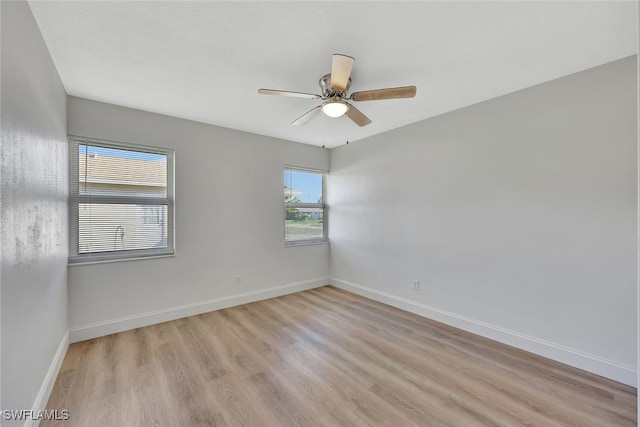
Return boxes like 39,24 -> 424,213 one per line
329,56 -> 637,386
1,1 -> 69,425
67,97 -> 330,341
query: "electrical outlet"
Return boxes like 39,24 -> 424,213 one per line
412,280 -> 420,291
235,276 -> 241,286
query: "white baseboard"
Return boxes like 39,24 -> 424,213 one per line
27,331 -> 69,427
69,277 -> 329,343
331,278 -> 637,387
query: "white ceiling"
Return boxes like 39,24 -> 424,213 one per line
28,1 -> 637,148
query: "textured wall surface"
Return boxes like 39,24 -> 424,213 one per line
1,1 -> 68,422
330,56 -> 637,385
67,97 -> 329,338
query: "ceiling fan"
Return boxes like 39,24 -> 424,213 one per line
258,54 -> 416,127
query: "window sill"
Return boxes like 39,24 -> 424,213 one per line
68,253 -> 175,266
285,239 -> 329,247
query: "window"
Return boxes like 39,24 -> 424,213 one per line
69,136 -> 174,263
284,167 -> 327,245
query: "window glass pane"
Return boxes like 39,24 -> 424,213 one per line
69,138 -> 174,262
78,203 -> 167,254
79,144 -> 167,198
284,170 -> 323,204
285,207 -> 324,240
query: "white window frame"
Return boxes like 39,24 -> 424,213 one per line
284,166 -> 328,246
68,135 -> 175,264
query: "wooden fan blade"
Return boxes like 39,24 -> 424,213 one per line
258,89 -> 321,99
345,103 -> 371,127
291,106 -> 322,126
330,54 -> 355,92
350,86 -> 416,101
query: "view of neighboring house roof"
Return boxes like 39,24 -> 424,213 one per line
79,154 -> 166,187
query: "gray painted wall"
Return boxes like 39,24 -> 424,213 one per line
67,97 -> 330,339
329,56 -> 637,385
1,1 -> 68,424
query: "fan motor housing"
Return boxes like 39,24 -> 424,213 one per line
319,73 -> 351,98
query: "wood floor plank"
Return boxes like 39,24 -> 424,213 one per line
43,286 -> 637,426
154,323 -> 224,426
206,371 -> 283,427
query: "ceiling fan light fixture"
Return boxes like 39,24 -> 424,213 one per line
258,54 -> 415,127
322,100 -> 349,118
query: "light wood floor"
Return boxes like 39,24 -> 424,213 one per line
44,286 -> 636,427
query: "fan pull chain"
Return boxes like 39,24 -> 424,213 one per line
322,109 -> 326,148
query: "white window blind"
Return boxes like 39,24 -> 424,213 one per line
69,136 -> 174,263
